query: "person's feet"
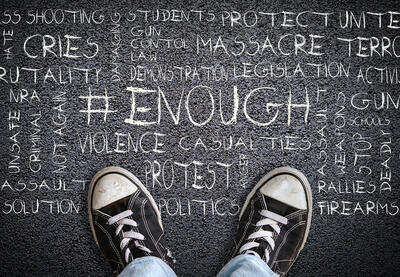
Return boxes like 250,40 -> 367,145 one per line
88,166 -> 174,275
227,167 -> 312,276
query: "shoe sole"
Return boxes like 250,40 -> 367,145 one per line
88,166 -> 163,247
239,166 -> 313,255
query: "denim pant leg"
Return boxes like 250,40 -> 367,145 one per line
119,257 -> 177,277
217,254 -> 278,277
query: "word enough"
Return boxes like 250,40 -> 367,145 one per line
121,85 -> 310,127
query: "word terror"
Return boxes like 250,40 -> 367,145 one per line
123,85 -> 310,127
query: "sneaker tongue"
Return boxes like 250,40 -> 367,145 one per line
263,195 -> 298,217
248,195 -> 298,261
99,195 -> 134,233
254,195 -> 295,234
127,242 -> 148,260
99,195 -> 131,216
250,240 -> 271,260
99,195 -> 149,260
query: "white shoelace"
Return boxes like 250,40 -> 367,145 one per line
107,210 -> 151,263
239,210 -> 288,262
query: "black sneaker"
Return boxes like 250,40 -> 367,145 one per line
88,167 -> 174,276
227,167 -> 312,276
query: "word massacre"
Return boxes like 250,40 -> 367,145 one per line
79,85 -> 312,126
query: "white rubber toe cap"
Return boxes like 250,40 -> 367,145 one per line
92,173 -> 138,210
260,174 -> 307,210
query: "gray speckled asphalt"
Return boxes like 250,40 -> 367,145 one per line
0,0 -> 399,276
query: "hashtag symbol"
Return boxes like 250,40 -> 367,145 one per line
79,88 -> 116,124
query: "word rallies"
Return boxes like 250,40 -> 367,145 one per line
120,85 -> 310,127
